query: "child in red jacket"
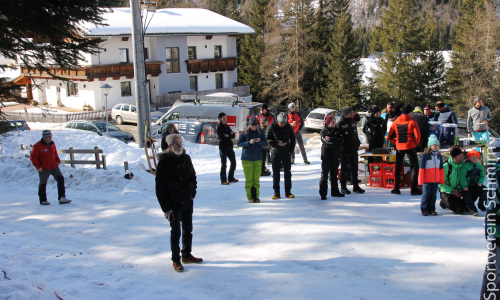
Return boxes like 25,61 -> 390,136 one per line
418,134 -> 444,216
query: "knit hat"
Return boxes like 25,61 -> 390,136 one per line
467,150 -> 481,160
249,116 -> 259,126
342,106 -> 353,116
402,104 -> 413,114
218,112 -> 226,120
42,130 -> 52,138
325,115 -> 335,125
371,106 -> 380,114
413,106 -> 423,113
277,112 -> 287,123
288,103 -> 296,110
427,134 -> 439,147
450,147 -> 463,158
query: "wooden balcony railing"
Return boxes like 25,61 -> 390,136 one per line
186,57 -> 238,74
21,62 -> 163,81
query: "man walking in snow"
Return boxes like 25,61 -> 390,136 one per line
155,134 -> 202,272
288,103 -> 309,164
30,130 -> 71,205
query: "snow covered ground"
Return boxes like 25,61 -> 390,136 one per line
0,125 -> 487,299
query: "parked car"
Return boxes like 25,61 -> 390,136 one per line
303,108 -> 341,131
154,119 -> 218,145
0,120 -> 30,134
63,120 -> 135,143
111,103 -> 163,125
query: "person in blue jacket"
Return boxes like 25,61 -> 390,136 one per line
237,117 -> 268,203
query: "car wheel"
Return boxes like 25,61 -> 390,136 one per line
116,115 -> 123,125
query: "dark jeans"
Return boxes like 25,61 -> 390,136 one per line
421,182 -> 439,213
319,153 -> 340,197
340,152 -> 358,187
440,192 -> 466,214
220,148 -> 236,183
262,148 -> 270,172
169,202 -> 193,263
463,184 -> 487,212
271,153 -> 292,196
38,166 -> 65,203
291,131 -> 307,162
395,148 -> 419,191
480,241 -> 500,300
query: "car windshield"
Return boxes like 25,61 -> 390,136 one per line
93,123 -> 120,132
308,112 -> 326,119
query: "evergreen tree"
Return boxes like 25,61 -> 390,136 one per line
370,0 -> 425,106
0,0 -> 119,74
238,0 -> 271,102
447,0 -> 500,120
322,0 -> 363,110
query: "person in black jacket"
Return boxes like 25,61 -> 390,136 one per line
337,106 -> 365,194
411,106 -> 429,152
155,134 -> 202,273
363,105 -> 386,151
266,112 -> 296,199
319,115 -> 345,199
161,123 -> 179,151
217,112 -> 238,185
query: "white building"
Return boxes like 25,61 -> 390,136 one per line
16,8 -> 254,110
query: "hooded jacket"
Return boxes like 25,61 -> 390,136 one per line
467,105 -> 493,132
418,151 -> 445,185
336,116 -> 360,153
266,122 -> 296,155
320,124 -> 343,160
237,127 -> 268,161
362,115 -> 386,146
30,139 -> 61,170
287,111 -> 302,133
155,150 -> 197,212
388,114 -> 421,150
462,160 -> 485,188
258,112 -> 275,125
438,157 -> 467,194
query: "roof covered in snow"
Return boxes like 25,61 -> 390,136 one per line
82,8 -> 255,37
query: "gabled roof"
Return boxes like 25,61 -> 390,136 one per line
83,8 -> 255,37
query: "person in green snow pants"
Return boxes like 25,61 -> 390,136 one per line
237,117 -> 268,203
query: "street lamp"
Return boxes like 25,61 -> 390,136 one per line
100,83 -> 112,137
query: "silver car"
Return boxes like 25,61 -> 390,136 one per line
304,108 -> 340,131
111,103 -> 163,125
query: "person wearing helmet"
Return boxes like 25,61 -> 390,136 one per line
287,103 -> 310,164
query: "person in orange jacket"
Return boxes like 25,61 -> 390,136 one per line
30,130 -> 71,205
388,104 -> 421,195
287,103 -> 309,164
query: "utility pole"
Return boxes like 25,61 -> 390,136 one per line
130,0 -> 150,148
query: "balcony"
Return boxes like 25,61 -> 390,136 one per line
20,62 -> 163,81
186,57 -> 238,74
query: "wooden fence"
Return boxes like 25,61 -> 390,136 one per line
3,110 -> 109,123
22,145 -> 106,170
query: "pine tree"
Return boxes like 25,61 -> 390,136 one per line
0,0 -> 119,74
447,0 -> 500,120
370,0 -> 425,106
322,0 -> 363,110
238,0 -> 272,102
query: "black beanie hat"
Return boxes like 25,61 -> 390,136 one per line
262,104 -> 268,111
450,147 -> 463,158
371,105 -> 380,114
218,112 -> 226,120
342,106 -> 353,116
402,104 -> 413,115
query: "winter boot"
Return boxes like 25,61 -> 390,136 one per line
331,189 -> 345,197
352,186 -> 365,194
58,196 -> 71,204
391,189 -> 401,195
341,186 -> 351,195
250,187 -> 257,203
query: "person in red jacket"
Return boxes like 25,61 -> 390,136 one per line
30,130 -> 71,205
287,103 -> 309,164
388,104 -> 422,195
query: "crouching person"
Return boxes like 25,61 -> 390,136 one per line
155,134 -> 202,272
238,117 -> 268,203
462,150 -> 487,214
439,147 -> 467,214
319,115 -> 344,200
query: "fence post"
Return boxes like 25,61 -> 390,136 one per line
102,155 -> 107,170
94,146 -> 101,169
124,161 -> 129,173
69,147 -> 75,168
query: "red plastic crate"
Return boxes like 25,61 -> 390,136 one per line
369,163 -> 384,177
383,177 -> 404,189
369,175 -> 383,188
383,162 -> 404,179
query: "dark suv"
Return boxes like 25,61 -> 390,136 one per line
154,119 -> 218,145
63,120 -> 135,143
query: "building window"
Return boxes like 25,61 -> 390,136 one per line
67,82 -> 78,96
165,47 -> 180,73
215,73 -> 223,89
214,45 -> 222,58
121,81 -> 132,96
188,46 -> 197,59
144,47 -> 149,60
189,76 -> 198,92
119,48 -> 129,63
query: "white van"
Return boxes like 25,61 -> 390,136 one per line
152,102 -> 263,139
